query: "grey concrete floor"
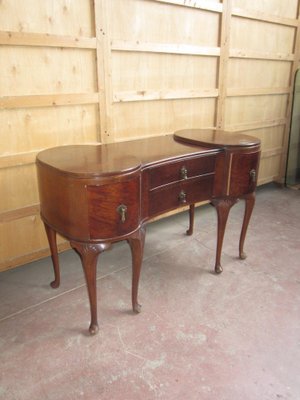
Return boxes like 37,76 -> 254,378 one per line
0,184 -> 299,400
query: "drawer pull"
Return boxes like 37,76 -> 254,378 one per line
180,166 -> 188,180
179,190 -> 187,204
117,204 -> 127,223
249,169 -> 256,183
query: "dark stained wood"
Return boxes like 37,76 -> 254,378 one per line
36,135 -> 217,178
44,223 -> 60,289
148,153 -> 216,189
148,175 -> 214,217
70,241 -> 112,335
211,198 -> 238,274
186,204 -> 195,236
239,192 -> 256,260
174,128 -> 260,148
229,151 -> 260,196
87,176 -> 140,239
127,225 -> 146,314
36,130 -> 261,334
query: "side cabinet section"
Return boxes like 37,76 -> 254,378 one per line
87,176 -> 141,240
228,150 -> 260,197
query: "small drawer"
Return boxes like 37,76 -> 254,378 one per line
87,177 -> 140,239
149,154 -> 216,189
149,174 -> 214,216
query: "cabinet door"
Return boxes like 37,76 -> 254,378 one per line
87,177 -> 140,239
229,151 -> 260,197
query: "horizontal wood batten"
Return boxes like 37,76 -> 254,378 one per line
0,93 -> 99,110
0,31 -> 97,49
111,40 -> 220,56
227,118 -> 287,132
232,8 -> 298,27
113,88 -> 219,102
0,242 -> 70,272
227,87 -> 290,97
0,204 -> 40,223
0,151 -> 39,169
151,0 -> 223,13
230,48 -> 294,61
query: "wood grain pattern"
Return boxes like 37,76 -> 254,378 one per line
1,0 -> 299,270
36,131 -> 260,333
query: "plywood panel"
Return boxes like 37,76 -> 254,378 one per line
112,98 -> 216,140
258,155 -> 282,183
0,105 -> 99,155
0,47 -> 97,96
232,0 -> 299,19
0,164 -> 38,213
112,53 -> 218,92
0,0 -> 94,36
110,0 -> 220,46
228,59 -> 292,89
250,126 -> 285,150
231,18 -> 296,54
0,216 -> 67,271
226,95 -> 288,126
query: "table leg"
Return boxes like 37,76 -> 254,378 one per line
127,226 -> 146,313
186,204 -> 195,236
44,222 -> 60,289
212,198 -> 238,274
239,192 -> 255,260
71,241 -> 111,335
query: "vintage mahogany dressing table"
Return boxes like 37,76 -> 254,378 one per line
36,129 -> 260,334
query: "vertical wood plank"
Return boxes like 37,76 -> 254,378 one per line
94,0 -> 114,143
216,0 -> 232,129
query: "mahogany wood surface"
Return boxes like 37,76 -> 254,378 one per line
36,131 -> 260,334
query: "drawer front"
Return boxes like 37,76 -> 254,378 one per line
149,175 -> 214,216
149,154 -> 216,189
87,177 -> 140,239
229,151 -> 260,197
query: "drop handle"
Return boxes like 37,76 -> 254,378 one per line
117,204 -> 127,223
179,190 -> 187,204
249,169 -> 256,183
180,166 -> 188,180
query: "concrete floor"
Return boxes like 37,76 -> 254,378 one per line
0,184 -> 299,400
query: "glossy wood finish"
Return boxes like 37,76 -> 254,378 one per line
211,198 -> 238,274
36,131 -> 260,334
71,241 -> 111,335
173,129 -> 261,149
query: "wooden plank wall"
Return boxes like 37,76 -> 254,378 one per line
0,0 -> 300,271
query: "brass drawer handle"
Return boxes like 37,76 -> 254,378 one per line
179,190 -> 187,204
249,169 -> 256,183
117,204 -> 127,223
180,166 -> 188,180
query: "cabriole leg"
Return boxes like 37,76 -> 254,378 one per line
71,242 -> 111,335
239,192 -> 255,260
44,223 -> 60,289
212,198 -> 237,274
186,204 -> 195,236
127,226 -> 146,314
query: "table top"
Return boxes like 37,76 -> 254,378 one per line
36,134 -> 219,178
174,129 -> 261,148
36,130 -> 260,178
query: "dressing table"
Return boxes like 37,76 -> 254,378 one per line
36,129 -> 260,334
